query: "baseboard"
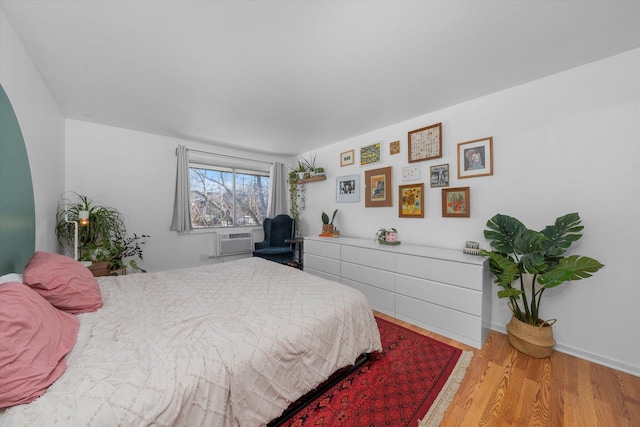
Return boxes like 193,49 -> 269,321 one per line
490,323 -> 639,377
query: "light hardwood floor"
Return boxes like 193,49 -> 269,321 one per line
375,312 -> 640,427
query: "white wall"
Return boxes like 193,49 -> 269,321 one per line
65,120 -> 286,272
0,9 -> 65,252
294,49 -> 640,375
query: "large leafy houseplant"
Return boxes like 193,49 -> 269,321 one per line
56,194 -> 149,273
480,212 -> 604,326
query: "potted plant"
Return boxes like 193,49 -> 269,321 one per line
480,212 -> 604,357
321,209 -> 338,234
56,193 -> 149,274
294,161 -> 309,180
302,153 -> 317,177
375,227 -> 399,244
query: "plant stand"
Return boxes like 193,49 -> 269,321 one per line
506,316 -> 556,358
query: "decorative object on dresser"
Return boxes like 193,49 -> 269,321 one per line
442,187 -> 470,217
457,136 -> 493,179
408,122 -> 442,163
364,166 -> 392,207
304,236 -> 492,348
320,209 -> 338,236
375,228 -> 400,245
480,212 -> 604,358
399,183 -> 424,218
55,193 -> 149,274
463,240 -> 480,255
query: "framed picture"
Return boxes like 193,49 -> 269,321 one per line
457,137 -> 493,178
402,165 -> 420,181
336,174 -> 360,203
360,142 -> 382,166
340,149 -> 355,167
442,187 -> 470,217
408,122 -> 442,163
364,166 -> 392,207
390,140 -> 400,155
430,163 -> 449,187
399,183 -> 424,218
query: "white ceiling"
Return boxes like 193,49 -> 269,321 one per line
2,1 -> 640,156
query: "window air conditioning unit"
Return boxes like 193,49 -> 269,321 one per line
217,232 -> 253,256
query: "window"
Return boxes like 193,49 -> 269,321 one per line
189,164 -> 270,228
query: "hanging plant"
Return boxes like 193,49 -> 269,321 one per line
288,171 -> 301,235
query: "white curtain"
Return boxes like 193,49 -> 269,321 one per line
170,145 -> 193,231
267,162 -> 288,218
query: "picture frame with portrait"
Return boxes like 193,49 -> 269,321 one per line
364,166 -> 392,207
457,137 -> 493,178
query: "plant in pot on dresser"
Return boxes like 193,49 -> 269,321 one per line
480,212 -> 604,358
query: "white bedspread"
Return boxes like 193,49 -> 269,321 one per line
0,257 -> 381,426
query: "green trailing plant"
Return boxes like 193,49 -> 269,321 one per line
480,212 -> 604,326
322,209 -> 338,225
55,193 -> 149,273
375,227 -> 397,243
288,171 -> 301,235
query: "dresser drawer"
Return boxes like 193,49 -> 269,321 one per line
341,262 -> 395,292
305,267 -> 340,283
395,294 -> 482,346
305,239 -> 341,259
341,245 -> 395,271
396,253 -> 484,291
342,278 -> 395,316
304,254 -> 341,276
395,274 -> 482,316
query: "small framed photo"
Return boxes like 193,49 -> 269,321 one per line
457,137 -> 493,178
399,183 -> 425,218
408,122 -> 442,163
340,149 -> 355,167
364,166 -> 392,207
336,174 -> 360,203
360,142 -> 382,166
402,165 -> 420,181
442,187 -> 470,218
390,140 -> 400,155
430,164 -> 449,187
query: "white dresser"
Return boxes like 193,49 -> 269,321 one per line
304,236 -> 492,348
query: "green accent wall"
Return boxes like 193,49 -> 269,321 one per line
0,84 -> 35,274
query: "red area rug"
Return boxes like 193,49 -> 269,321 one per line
280,317 -> 472,427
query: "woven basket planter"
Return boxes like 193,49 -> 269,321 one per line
506,316 -> 556,358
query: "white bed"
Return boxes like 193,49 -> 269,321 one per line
0,257 -> 382,426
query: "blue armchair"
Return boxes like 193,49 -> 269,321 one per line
252,214 -> 296,265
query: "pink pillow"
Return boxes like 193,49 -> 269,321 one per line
23,251 -> 103,314
0,282 -> 79,407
